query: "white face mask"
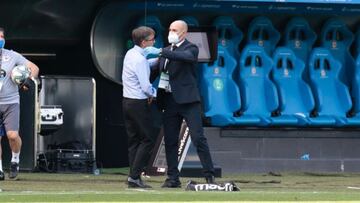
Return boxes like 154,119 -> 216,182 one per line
168,31 -> 180,44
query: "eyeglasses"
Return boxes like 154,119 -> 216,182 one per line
145,38 -> 156,42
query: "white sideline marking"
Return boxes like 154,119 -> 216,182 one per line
0,190 -> 358,196
347,186 -> 360,190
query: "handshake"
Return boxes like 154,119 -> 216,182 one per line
144,46 -> 162,58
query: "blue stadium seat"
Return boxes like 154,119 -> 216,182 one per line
346,54 -> 360,126
270,47 -> 315,126
247,16 -> 280,55
203,46 -> 241,126
308,48 -> 352,126
352,55 -> 360,114
198,16 -> 243,126
213,16 -> 243,59
320,18 -> 354,87
284,17 -> 317,86
233,45 -> 278,126
284,17 -> 316,63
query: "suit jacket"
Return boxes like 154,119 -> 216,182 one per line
155,39 -> 200,109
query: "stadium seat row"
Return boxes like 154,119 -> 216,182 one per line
202,44 -> 360,127
199,16 -> 360,127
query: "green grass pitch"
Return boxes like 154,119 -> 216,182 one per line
1,168 -> 360,202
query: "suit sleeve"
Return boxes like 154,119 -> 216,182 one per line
160,44 -> 199,63
148,58 -> 159,69
150,59 -> 160,83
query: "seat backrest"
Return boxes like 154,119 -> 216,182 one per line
238,45 -> 278,116
320,18 -> 354,86
138,16 -> 164,48
272,47 -> 315,116
200,16 -> 243,117
284,17 -> 317,63
352,54 -> 360,113
213,16 -> 243,59
308,48 -> 352,117
247,16 -> 280,55
321,18 -> 353,51
201,46 -> 241,116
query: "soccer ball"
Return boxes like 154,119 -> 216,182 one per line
11,65 -> 31,85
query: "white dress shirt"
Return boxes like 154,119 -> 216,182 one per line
122,45 -> 156,99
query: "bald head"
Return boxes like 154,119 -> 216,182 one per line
170,20 -> 188,33
169,20 -> 188,42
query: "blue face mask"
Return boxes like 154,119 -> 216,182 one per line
0,39 -> 5,48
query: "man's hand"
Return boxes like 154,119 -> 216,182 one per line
148,97 -> 154,105
20,77 -> 32,91
144,47 -> 161,58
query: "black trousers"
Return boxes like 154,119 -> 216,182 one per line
162,93 -> 215,180
122,97 -> 155,179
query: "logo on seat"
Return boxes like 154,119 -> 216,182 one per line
251,67 -> 257,75
321,69 -> 327,78
213,78 -> 224,91
332,40 -> 337,49
284,68 -> 290,77
258,40 -> 264,47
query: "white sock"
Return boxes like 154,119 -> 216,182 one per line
0,160 -> 2,172
11,152 -> 20,163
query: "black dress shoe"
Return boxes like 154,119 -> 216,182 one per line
161,178 -> 181,188
127,177 -> 152,188
205,175 -> 215,184
0,170 -> 4,181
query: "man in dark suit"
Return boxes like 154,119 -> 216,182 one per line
144,20 -> 215,188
